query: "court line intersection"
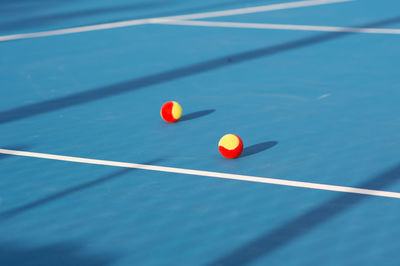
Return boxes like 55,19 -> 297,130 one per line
0,0 -> 351,42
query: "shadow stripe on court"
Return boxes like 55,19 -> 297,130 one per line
1,14 -> 400,125
208,163 -> 400,265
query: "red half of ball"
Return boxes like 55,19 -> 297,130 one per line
160,101 -> 181,123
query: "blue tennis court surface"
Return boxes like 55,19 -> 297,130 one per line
1,0 -> 400,265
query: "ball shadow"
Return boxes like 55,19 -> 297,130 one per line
241,141 -> 278,158
180,109 -> 215,122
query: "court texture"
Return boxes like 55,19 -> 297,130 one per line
1,0 -> 400,265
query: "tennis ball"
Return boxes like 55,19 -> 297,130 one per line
218,134 -> 243,159
160,101 -> 182,123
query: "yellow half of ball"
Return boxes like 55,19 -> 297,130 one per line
171,101 -> 182,120
218,134 -> 240,150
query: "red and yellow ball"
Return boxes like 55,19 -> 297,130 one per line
218,134 -> 243,159
160,101 -> 182,123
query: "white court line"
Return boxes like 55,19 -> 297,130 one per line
0,0 -> 351,42
165,0 -> 351,20
1,148 -> 400,199
0,18 -> 156,42
155,19 -> 400,35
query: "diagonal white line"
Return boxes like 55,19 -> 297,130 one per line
1,148 -> 400,199
156,19 -> 400,35
0,0 -> 351,42
165,0 -> 352,20
0,18 -> 156,42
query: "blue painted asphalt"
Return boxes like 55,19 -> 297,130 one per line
1,0 -> 400,265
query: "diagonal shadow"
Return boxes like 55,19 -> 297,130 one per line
241,141 -> 277,158
0,159 -> 162,221
109,0 -> 270,24
1,15 -> 400,125
0,0 -> 269,32
0,241 -> 115,266
0,0 -> 172,32
180,109 -> 215,121
0,0 -> 77,13
209,163 -> 400,266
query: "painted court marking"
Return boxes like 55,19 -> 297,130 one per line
0,0 -> 351,42
165,0 -> 351,20
1,148 -> 400,199
155,20 -> 400,35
